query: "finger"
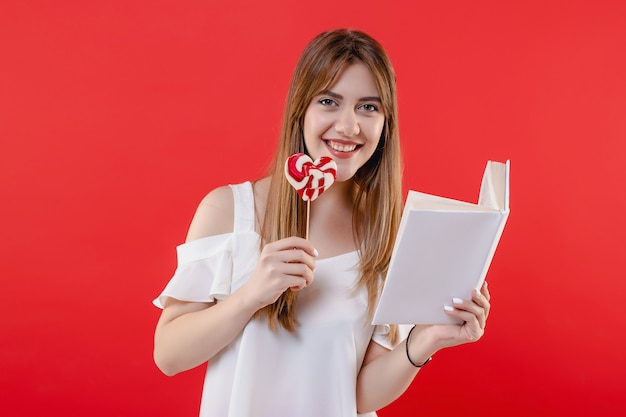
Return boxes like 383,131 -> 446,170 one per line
444,306 -> 480,326
472,288 -> 491,322
283,268 -> 312,290
443,306 -> 483,341
481,281 -> 491,301
472,289 -> 490,309
451,297 -> 487,329
275,249 -> 316,272
281,263 -> 315,285
273,236 -> 319,257
289,278 -> 309,291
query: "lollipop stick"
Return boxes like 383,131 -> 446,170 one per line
284,153 -> 337,241
305,200 -> 311,240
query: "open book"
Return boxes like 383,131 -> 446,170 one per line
372,160 -> 510,325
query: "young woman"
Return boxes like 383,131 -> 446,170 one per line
153,29 -> 491,417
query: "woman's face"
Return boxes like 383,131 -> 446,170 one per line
303,62 -> 385,183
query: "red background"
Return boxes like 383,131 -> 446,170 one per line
1,0 -> 625,415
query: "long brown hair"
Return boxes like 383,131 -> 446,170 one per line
259,29 -> 403,343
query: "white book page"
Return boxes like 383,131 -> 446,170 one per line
478,160 -> 510,211
372,160 -> 511,325
408,191 -> 496,212
373,210 -> 506,325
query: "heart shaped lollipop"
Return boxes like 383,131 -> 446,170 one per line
284,153 -> 337,240
284,153 -> 337,202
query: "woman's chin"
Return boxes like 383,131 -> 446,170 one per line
334,171 -> 357,183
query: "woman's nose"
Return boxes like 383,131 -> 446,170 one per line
335,109 -> 360,137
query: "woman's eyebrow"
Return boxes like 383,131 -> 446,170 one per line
321,90 -> 381,102
360,96 -> 382,102
320,90 -> 343,99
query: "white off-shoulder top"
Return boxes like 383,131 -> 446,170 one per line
154,182 -> 409,417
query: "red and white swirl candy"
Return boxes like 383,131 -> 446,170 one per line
284,153 -> 337,201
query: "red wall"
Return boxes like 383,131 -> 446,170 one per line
1,1 -> 625,415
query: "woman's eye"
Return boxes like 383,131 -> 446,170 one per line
361,103 -> 379,112
319,98 -> 337,106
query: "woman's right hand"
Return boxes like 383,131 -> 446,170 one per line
240,236 -> 318,309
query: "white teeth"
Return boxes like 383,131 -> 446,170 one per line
328,141 -> 357,152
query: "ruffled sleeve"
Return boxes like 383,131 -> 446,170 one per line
153,234 -> 233,308
371,323 -> 413,350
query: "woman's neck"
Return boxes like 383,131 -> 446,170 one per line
307,179 -> 357,258
254,176 -> 358,258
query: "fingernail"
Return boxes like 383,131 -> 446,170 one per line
475,290 -> 482,299
444,305 -> 454,312
452,298 -> 463,305
313,248 -> 319,257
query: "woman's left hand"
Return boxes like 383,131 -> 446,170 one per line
413,281 -> 491,351
446,280 -> 491,343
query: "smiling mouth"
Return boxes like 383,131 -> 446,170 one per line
325,140 -> 360,153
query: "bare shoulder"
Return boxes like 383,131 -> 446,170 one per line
185,185 -> 234,242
